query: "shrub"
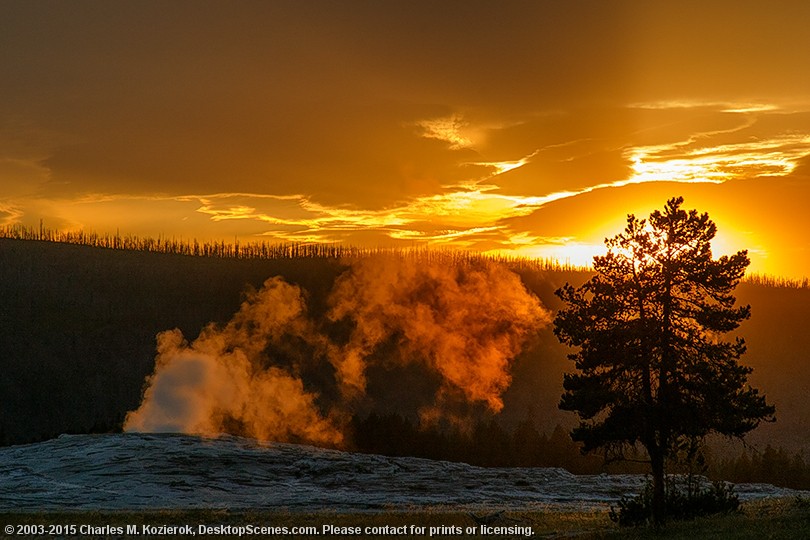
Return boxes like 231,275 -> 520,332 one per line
610,476 -> 740,526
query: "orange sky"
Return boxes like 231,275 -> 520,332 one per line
2,1 -> 810,279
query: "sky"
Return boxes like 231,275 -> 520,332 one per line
2,1 -> 810,279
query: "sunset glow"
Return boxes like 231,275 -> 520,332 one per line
2,2 -> 810,279
627,132 -> 810,184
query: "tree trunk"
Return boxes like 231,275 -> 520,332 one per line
650,448 -> 666,527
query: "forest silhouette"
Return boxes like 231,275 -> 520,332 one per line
1,227 -> 808,490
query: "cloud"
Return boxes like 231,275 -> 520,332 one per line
414,115 -> 476,150
0,205 -> 23,227
8,101 -> 810,275
3,2 -> 810,279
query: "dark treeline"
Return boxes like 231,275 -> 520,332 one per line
0,237 -> 344,445
1,221 -> 391,260
350,413 -> 810,489
2,236 -> 809,491
4,222 -> 805,288
350,413 -> 607,474
742,273 -> 810,290
711,445 -> 810,490
0,222 -> 581,274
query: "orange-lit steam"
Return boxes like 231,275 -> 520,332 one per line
327,256 -> 551,413
123,277 -> 343,446
125,256 -> 550,444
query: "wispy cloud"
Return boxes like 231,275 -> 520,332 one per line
414,115 -> 475,150
187,187 -> 542,246
0,204 -> 24,226
11,115 -> 810,257
627,132 -> 810,184
629,100 -> 783,112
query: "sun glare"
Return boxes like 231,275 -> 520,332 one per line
12,113 -> 810,279
503,241 -> 606,269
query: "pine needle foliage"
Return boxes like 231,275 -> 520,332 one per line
554,197 -> 775,526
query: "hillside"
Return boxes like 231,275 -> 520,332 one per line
2,433 -> 804,512
0,238 -> 345,445
0,238 -> 807,457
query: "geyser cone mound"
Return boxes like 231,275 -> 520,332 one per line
2,434 -> 806,511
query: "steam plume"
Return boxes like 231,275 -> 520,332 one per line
123,277 -> 343,446
327,256 -> 551,413
125,256 -> 551,444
